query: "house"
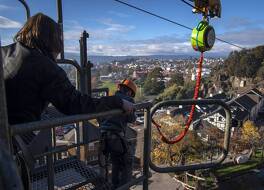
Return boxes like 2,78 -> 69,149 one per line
194,120 -> 224,142
203,88 -> 263,132
132,70 -> 148,79
245,88 -> 264,120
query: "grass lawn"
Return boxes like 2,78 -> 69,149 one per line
255,149 -> 264,159
216,160 -> 259,177
215,150 -> 264,177
100,81 -> 117,95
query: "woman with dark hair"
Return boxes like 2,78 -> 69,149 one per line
1,13 -> 133,125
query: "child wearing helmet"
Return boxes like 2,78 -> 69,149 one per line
100,79 -> 137,189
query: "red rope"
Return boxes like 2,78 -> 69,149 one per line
152,52 -> 204,144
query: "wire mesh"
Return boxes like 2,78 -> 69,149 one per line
30,157 -> 111,190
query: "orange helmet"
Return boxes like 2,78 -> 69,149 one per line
118,79 -> 137,97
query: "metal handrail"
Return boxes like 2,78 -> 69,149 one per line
11,102 -> 150,135
10,102 -> 152,190
56,59 -> 82,74
18,0 -> 30,20
11,110 -> 122,135
34,142 -> 86,159
57,0 -> 64,59
149,99 -> 232,173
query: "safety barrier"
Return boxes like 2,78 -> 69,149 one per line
150,99 -> 232,173
8,102 -> 152,190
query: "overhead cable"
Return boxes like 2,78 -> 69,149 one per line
114,0 -> 192,30
113,0 -> 245,50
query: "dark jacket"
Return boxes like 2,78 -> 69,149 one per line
100,91 -> 136,133
1,42 -> 123,124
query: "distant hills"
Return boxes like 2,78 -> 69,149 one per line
65,52 -> 226,64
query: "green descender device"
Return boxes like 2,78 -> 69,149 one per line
190,0 -> 221,52
191,20 -> 215,52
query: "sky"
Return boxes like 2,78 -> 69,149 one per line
0,0 -> 264,56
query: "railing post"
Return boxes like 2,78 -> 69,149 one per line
79,30 -> 92,95
75,122 -> 81,159
79,31 -> 94,161
143,107 -> 151,190
47,149 -> 55,190
57,0 -> 64,59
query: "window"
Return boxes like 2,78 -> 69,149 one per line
88,143 -> 95,151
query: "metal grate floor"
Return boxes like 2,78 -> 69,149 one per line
30,157 -> 111,190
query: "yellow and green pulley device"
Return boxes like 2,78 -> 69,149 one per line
191,21 -> 215,52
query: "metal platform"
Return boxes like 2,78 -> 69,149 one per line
31,157 -> 111,190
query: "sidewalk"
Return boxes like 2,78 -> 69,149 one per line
131,171 -> 184,190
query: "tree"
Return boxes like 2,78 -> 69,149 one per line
225,50 -> 240,76
224,46 -> 264,79
242,120 -> 260,149
239,54 -> 260,78
157,81 -> 201,101
143,67 -> 165,95
100,64 -> 112,76
157,84 -> 182,101
253,46 -> 264,62
151,114 -> 204,166
257,65 -> 264,80
180,81 -> 196,99
167,73 -> 184,87
229,128 -> 244,153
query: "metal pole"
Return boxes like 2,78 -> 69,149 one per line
79,30 -> 91,161
18,0 -> 30,20
79,30 -> 91,95
0,38 -> 12,153
75,122 -> 81,159
143,107 -> 151,190
57,0 -> 64,59
47,152 -> 55,190
52,127 -> 57,160
87,60 -> 93,96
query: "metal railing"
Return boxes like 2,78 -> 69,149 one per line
149,99 -> 232,173
9,102 -> 152,190
18,0 -> 30,20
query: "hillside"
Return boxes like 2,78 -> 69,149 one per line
223,45 -> 264,79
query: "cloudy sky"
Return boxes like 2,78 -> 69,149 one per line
0,0 -> 264,56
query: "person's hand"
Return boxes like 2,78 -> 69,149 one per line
122,99 -> 134,114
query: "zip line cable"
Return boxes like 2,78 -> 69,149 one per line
113,0 -> 245,50
114,0 -> 192,30
215,38 -> 245,49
